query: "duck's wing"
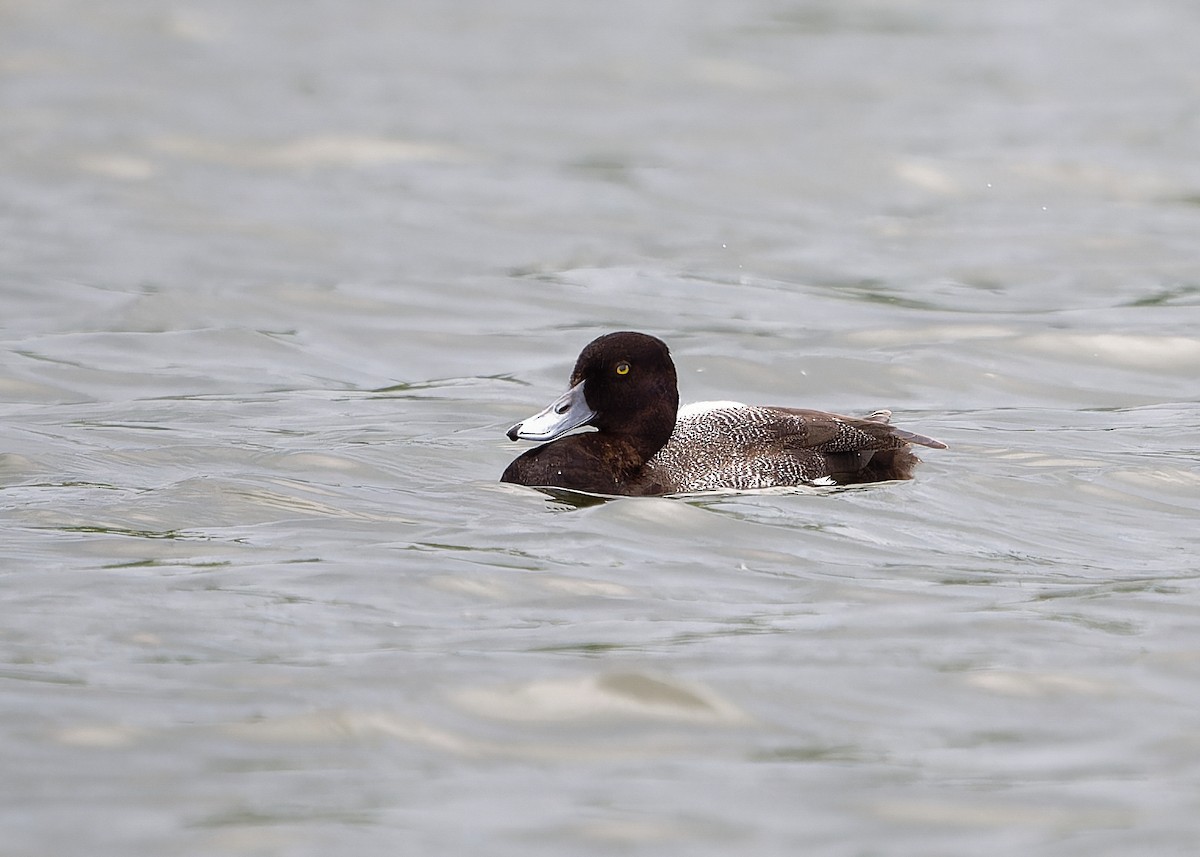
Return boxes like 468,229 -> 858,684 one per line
769,408 -> 947,451
759,407 -> 945,484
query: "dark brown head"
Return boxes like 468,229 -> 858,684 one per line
568,332 -> 678,438
506,331 -> 680,457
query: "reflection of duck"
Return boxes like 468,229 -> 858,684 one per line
502,331 -> 946,496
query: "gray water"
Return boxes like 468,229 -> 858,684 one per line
3,1 -> 1200,855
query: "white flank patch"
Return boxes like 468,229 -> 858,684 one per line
676,400 -> 746,419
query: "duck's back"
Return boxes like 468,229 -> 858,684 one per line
641,403 -> 942,493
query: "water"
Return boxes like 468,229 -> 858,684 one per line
3,1 -> 1199,855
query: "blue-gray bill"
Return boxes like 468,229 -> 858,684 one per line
506,379 -> 596,442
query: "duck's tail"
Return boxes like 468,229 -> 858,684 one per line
864,409 -> 947,449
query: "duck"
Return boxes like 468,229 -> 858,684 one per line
501,331 -> 945,496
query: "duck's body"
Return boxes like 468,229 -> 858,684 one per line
501,332 -> 945,497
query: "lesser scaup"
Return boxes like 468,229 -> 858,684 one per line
501,331 -> 946,495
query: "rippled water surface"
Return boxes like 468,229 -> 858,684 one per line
3,1 -> 1200,855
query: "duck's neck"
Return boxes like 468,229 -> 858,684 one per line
617,394 -> 678,465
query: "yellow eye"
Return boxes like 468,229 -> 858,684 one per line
615,361 -> 631,376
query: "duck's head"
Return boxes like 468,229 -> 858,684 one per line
507,331 -> 680,445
